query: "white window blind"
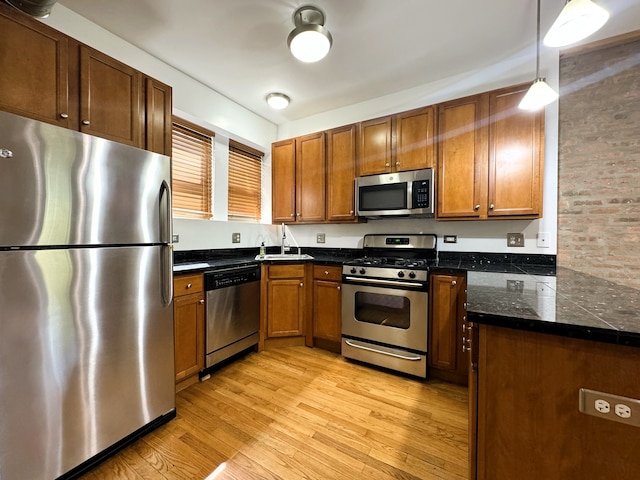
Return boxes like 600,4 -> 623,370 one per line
171,118 -> 213,219
228,140 -> 263,221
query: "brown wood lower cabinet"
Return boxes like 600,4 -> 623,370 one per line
173,274 -> 204,392
472,324 -> 640,480
263,264 -> 308,344
429,272 -> 468,385
311,265 -> 342,352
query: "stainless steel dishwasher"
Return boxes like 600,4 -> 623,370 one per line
204,264 -> 261,368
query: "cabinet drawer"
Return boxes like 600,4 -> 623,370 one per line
268,264 -> 306,279
174,274 -> 203,296
313,265 -> 342,282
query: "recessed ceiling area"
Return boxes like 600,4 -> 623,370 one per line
55,0 -> 640,125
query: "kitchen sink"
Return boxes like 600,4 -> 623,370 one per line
255,253 -> 314,261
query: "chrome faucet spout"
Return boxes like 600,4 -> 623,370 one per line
281,223 -> 286,255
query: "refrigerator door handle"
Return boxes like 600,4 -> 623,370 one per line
159,180 -> 172,244
161,245 -> 173,306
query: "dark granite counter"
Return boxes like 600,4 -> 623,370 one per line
466,267 -> 640,347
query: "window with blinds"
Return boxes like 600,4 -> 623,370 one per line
228,140 -> 264,221
171,118 -> 214,219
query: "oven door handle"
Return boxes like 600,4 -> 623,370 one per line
344,339 -> 423,361
343,276 -> 425,288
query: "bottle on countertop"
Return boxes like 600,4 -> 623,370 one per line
259,242 -> 265,257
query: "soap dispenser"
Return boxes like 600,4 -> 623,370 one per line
259,241 -> 265,257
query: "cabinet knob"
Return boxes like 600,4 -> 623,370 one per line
82,120 -> 90,125
299,282 -> 304,287
451,280 -> 457,286
60,113 -> 69,119
385,163 -> 390,167
199,299 -> 205,304
186,283 -> 192,289
337,286 -> 341,291
290,213 -> 294,217
462,323 -> 467,332
395,161 -> 400,166
324,270 -> 329,275
474,204 -> 480,210
350,210 -> 354,214
489,203 -> 495,210
297,213 -> 301,217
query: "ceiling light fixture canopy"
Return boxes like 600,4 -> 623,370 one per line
287,5 -> 332,63
544,0 -> 609,47
519,0 -> 559,111
266,93 -> 290,110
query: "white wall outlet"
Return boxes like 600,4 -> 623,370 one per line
316,233 -> 326,243
615,404 -> 632,419
232,232 -> 241,243
595,399 -> 610,413
537,232 -> 550,248
172,234 -> 180,243
443,235 -> 457,244
579,388 -> 640,427
507,233 -> 524,247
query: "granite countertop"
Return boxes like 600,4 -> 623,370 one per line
466,267 -> 640,347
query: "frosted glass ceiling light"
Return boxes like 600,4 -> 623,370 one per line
544,0 -> 609,47
287,6 -> 332,63
519,0 -> 559,111
266,93 -> 290,110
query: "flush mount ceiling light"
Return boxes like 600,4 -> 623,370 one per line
266,93 -> 290,110
519,0 -> 559,111
287,5 -> 333,63
544,0 -> 610,47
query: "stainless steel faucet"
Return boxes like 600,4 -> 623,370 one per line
281,223 -> 286,255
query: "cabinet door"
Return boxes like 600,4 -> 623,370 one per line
272,139 -> 296,223
296,132 -> 326,222
80,46 -> 143,147
0,6 -> 70,127
488,85 -> 544,218
326,124 -> 357,222
145,77 -> 172,155
267,278 -> 305,337
173,292 -> 204,382
357,116 -> 392,176
395,106 -> 436,172
313,266 -> 342,343
437,95 -> 489,219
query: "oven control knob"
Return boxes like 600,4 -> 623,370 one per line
350,267 -> 357,274
397,271 -> 405,278
408,272 -> 416,279
359,268 -> 366,275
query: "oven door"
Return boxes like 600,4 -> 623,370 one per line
341,280 -> 428,352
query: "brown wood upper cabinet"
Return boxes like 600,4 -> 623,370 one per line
326,124 -> 357,222
0,4 -> 172,155
437,84 -> 544,220
272,133 -> 326,223
357,106 -> 436,176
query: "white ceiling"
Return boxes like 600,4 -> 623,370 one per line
55,0 -> 640,125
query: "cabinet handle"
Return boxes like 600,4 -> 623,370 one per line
186,283 -> 192,289
60,113 -> 69,119
82,120 -> 90,125
451,280 -> 457,286
299,282 -> 304,287
199,299 -> 205,304
462,323 -> 467,332
474,204 -> 480,210
489,203 -> 495,210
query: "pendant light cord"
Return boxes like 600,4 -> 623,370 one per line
536,0 -> 541,78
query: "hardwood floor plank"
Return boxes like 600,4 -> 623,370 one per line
81,346 -> 468,480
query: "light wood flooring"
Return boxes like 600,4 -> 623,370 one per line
81,346 -> 469,480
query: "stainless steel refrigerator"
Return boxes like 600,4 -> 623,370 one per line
0,110 -> 176,479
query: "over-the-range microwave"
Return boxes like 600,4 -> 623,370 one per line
355,168 -> 434,218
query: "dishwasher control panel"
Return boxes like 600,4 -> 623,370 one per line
204,265 -> 261,290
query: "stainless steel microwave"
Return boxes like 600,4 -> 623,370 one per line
355,168 -> 434,218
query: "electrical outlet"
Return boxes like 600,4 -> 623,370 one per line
316,233 -> 326,244
507,280 -> 524,293
507,233 -> 524,247
232,232 -> 241,243
172,234 -> 180,243
443,235 -> 457,244
579,388 -> 640,427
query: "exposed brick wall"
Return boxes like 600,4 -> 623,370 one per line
558,38 -> 640,290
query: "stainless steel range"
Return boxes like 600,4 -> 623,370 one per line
341,234 -> 437,377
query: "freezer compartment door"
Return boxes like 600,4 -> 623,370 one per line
0,246 -> 175,480
0,110 -> 171,247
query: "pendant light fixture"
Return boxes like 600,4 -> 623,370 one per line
544,0 -> 610,48
519,0 -> 559,111
287,5 -> 333,63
